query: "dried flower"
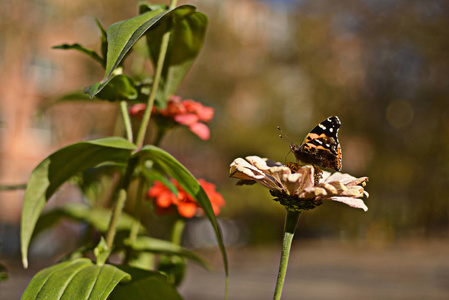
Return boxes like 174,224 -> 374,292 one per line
229,156 -> 368,212
130,95 -> 214,140
147,179 -> 225,218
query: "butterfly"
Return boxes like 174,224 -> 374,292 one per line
290,116 -> 342,171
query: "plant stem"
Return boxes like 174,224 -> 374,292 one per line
105,189 -> 128,249
273,209 -> 302,300
119,100 -> 133,143
135,0 -> 178,148
129,176 -> 147,244
171,219 -> 185,245
0,183 -> 27,191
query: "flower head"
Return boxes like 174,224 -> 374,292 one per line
130,95 -> 214,140
147,179 -> 225,218
229,156 -> 368,212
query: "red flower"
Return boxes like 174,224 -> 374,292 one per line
129,103 -> 146,118
130,95 -> 214,140
147,179 -> 225,218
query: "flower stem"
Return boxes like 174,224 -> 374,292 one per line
273,209 -> 302,300
171,219 -> 185,245
135,0 -> 178,148
129,176 -> 146,244
105,188 -> 127,249
119,100 -> 133,143
105,158 -> 137,251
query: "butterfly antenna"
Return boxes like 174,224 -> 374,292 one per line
277,126 -> 295,163
277,126 -> 294,144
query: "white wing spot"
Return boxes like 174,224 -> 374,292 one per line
329,128 -> 334,133
316,140 -> 323,145
319,124 -> 326,130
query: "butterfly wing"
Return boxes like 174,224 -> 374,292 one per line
291,116 -> 342,171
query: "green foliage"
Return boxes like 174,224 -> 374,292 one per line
94,237 -> 111,266
87,8 -> 165,99
110,266 -> 183,300
124,236 -> 211,270
21,258 -> 131,300
143,5 -> 208,104
134,146 -> 228,276
21,137 -> 137,268
53,43 -> 105,67
93,74 -> 139,101
157,255 -> 186,286
87,5 -> 206,106
20,2 -> 228,299
33,202 -> 146,240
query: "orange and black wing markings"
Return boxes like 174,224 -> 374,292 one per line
290,116 -> 342,171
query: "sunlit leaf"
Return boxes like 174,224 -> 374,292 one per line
145,6 -> 208,104
21,137 -> 137,268
21,258 -> 130,300
88,5 -> 204,100
87,8 -> 166,98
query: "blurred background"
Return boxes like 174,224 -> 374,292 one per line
1,0 -> 449,299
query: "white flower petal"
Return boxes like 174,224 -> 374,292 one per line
296,165 -> 315,194
282,173 -> 302,195
302,186 -> 328,198
246,156 -> 271,170
324,172 -> 356,184
268,166 -> 292,184
325,196 -> 368,212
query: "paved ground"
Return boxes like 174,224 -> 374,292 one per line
182,239 -> 449,300
2,239 -> 449,299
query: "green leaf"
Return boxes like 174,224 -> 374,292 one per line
95,18 -> 108,63
21,137 -> 137,268
86,74 -> 139,102
21,258 -> 130,300
110,266 -> 183,300
133,146 -> 228,279
75,163 -> 123,205
94,237 -> 111,266
56,91 -> 91,101
124,236 -> 211,270
127,251 -> 155,271
33,202 -> 147,241
87,8 -> 165,98
53,43 -> 104,67
88,5 -> 203,100
146,7 -> 208,104
139,3 -> 168,14
157,255 -> 186,286
141,165 -> 178,195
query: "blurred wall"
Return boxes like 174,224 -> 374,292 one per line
1,0 -> 449,254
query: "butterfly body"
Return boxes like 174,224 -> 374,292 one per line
290,116 -> 342,171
